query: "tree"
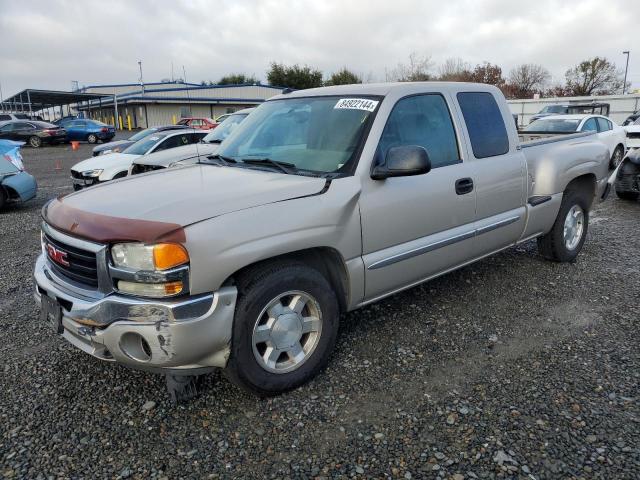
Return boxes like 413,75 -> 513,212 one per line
386,53 -> 433,82
267,63 -> 323,90
325,68 -> 362,86
437,58 -> 473,82
218,73 -> 259,85
507,64 -> 550,98
564,57 -> 625,96
470,62 -> 505,87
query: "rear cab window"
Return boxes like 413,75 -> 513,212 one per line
457,92 -> 509,158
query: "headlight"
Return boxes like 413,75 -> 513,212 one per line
82,169 -> 103,178
111,243 -> 190,297
99,149 -> 112,155
111,243 -> 189,271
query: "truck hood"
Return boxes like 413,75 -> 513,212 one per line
135,143 -> 219,167
71,152 -> 141,173
44,165 -> 327,242
624,125 -> 640,133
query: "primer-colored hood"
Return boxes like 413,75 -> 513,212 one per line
52,164 -> 327,228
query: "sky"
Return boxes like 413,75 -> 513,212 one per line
0,0 -> 638,97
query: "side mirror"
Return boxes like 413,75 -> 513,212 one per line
371,145 -> 431,180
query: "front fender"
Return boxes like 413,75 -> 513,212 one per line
183,178 -> 363,296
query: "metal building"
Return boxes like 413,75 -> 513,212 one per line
508,93 -> 640,126
77,82 -> 284,128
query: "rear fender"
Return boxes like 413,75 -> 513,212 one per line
1,172 -> 37,201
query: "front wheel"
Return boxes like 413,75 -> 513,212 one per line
537,189 -> 589,262
610,146 -> 624,170
87,134 -> 98,144
225,262 -> 339,396
28,135 -> 42,148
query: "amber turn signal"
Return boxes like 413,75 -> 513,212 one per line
152,243 -> 189,270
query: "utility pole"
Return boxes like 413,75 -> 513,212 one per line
138,60 -> 145,95
622,51 -> 630,94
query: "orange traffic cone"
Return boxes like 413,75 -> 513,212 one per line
71,141 -> 80,151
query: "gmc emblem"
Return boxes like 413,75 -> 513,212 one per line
46,243 -> 70,267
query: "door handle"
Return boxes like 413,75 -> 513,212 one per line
455,178 -> 474,195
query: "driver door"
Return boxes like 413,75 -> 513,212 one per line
359,93 -> 477,301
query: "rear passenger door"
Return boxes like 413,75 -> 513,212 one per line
595,117 -> 615,155
360,93 -> 478,301
455,91 -> 527,257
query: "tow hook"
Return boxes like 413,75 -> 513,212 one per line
165,374 -> 202,404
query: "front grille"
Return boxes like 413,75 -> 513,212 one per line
44,234 -> 99,287
627,132 -> 640,139
616,174 -> 640,192
130,163 -> 164,175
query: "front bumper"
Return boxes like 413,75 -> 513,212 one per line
33,254 -> 237,373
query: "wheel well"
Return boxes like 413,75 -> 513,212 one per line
565,173 -> 596,206
224,247 -> 350,312
112,171 -> 128,179
1,185 -> 18,200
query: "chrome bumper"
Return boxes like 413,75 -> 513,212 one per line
33,254 -> 237,372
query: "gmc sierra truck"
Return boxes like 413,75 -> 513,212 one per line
34,82 -> 610,401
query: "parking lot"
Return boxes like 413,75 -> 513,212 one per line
1,139 -> 639,479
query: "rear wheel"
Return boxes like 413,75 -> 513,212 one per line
28,136 -> 42,148
87,134 -> 98,144
225,262 -> 339,396
0,188 -> 6,210
610,145 -> 624,170
537,189 -> 589,262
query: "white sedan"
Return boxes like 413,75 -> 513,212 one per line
70,129 -> 207,190
524,114 -> 627,169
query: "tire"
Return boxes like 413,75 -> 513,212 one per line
0,188 -> 6,210
87,134 -> 98,144
224,261 -> 339,396
537,189 -> 589,262
28,136 -> 42,148
615,189 -> 639,201
609,145 -> 624,170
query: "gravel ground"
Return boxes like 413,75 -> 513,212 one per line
1,139 -> 639,479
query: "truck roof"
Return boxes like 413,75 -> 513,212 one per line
271,81 -> 501,100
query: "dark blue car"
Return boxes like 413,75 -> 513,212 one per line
62,119 -> 116,144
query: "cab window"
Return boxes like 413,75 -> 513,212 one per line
581,118 -> 598,132
596,117 -> 611,132
457,92 -> 509,158
377,94 -> 460,169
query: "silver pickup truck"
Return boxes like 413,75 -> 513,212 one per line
34,82 -> 610,400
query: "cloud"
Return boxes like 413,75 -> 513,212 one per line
0,0 -> 638,95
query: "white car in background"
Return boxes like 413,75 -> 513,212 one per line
70,129 -> 207,189
623,117 -> 640,151
129,108 -> 254,176
523,114 -> 627,169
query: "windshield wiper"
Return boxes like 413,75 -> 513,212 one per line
241,158 -> 297,174
201,154 -> 238,166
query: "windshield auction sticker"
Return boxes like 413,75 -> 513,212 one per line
334,98 -> 379,112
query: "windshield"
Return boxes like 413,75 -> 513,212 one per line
540,105 -> 567,114
216,96 -> 379,174
129,128 -> 157,142
524,118 -> 580,133
122,134 -> 167,155
202,113 -> 248,143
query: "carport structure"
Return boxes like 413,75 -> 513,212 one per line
1,89 -> 114,123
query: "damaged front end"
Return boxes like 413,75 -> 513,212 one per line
33,219 -> 237,402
